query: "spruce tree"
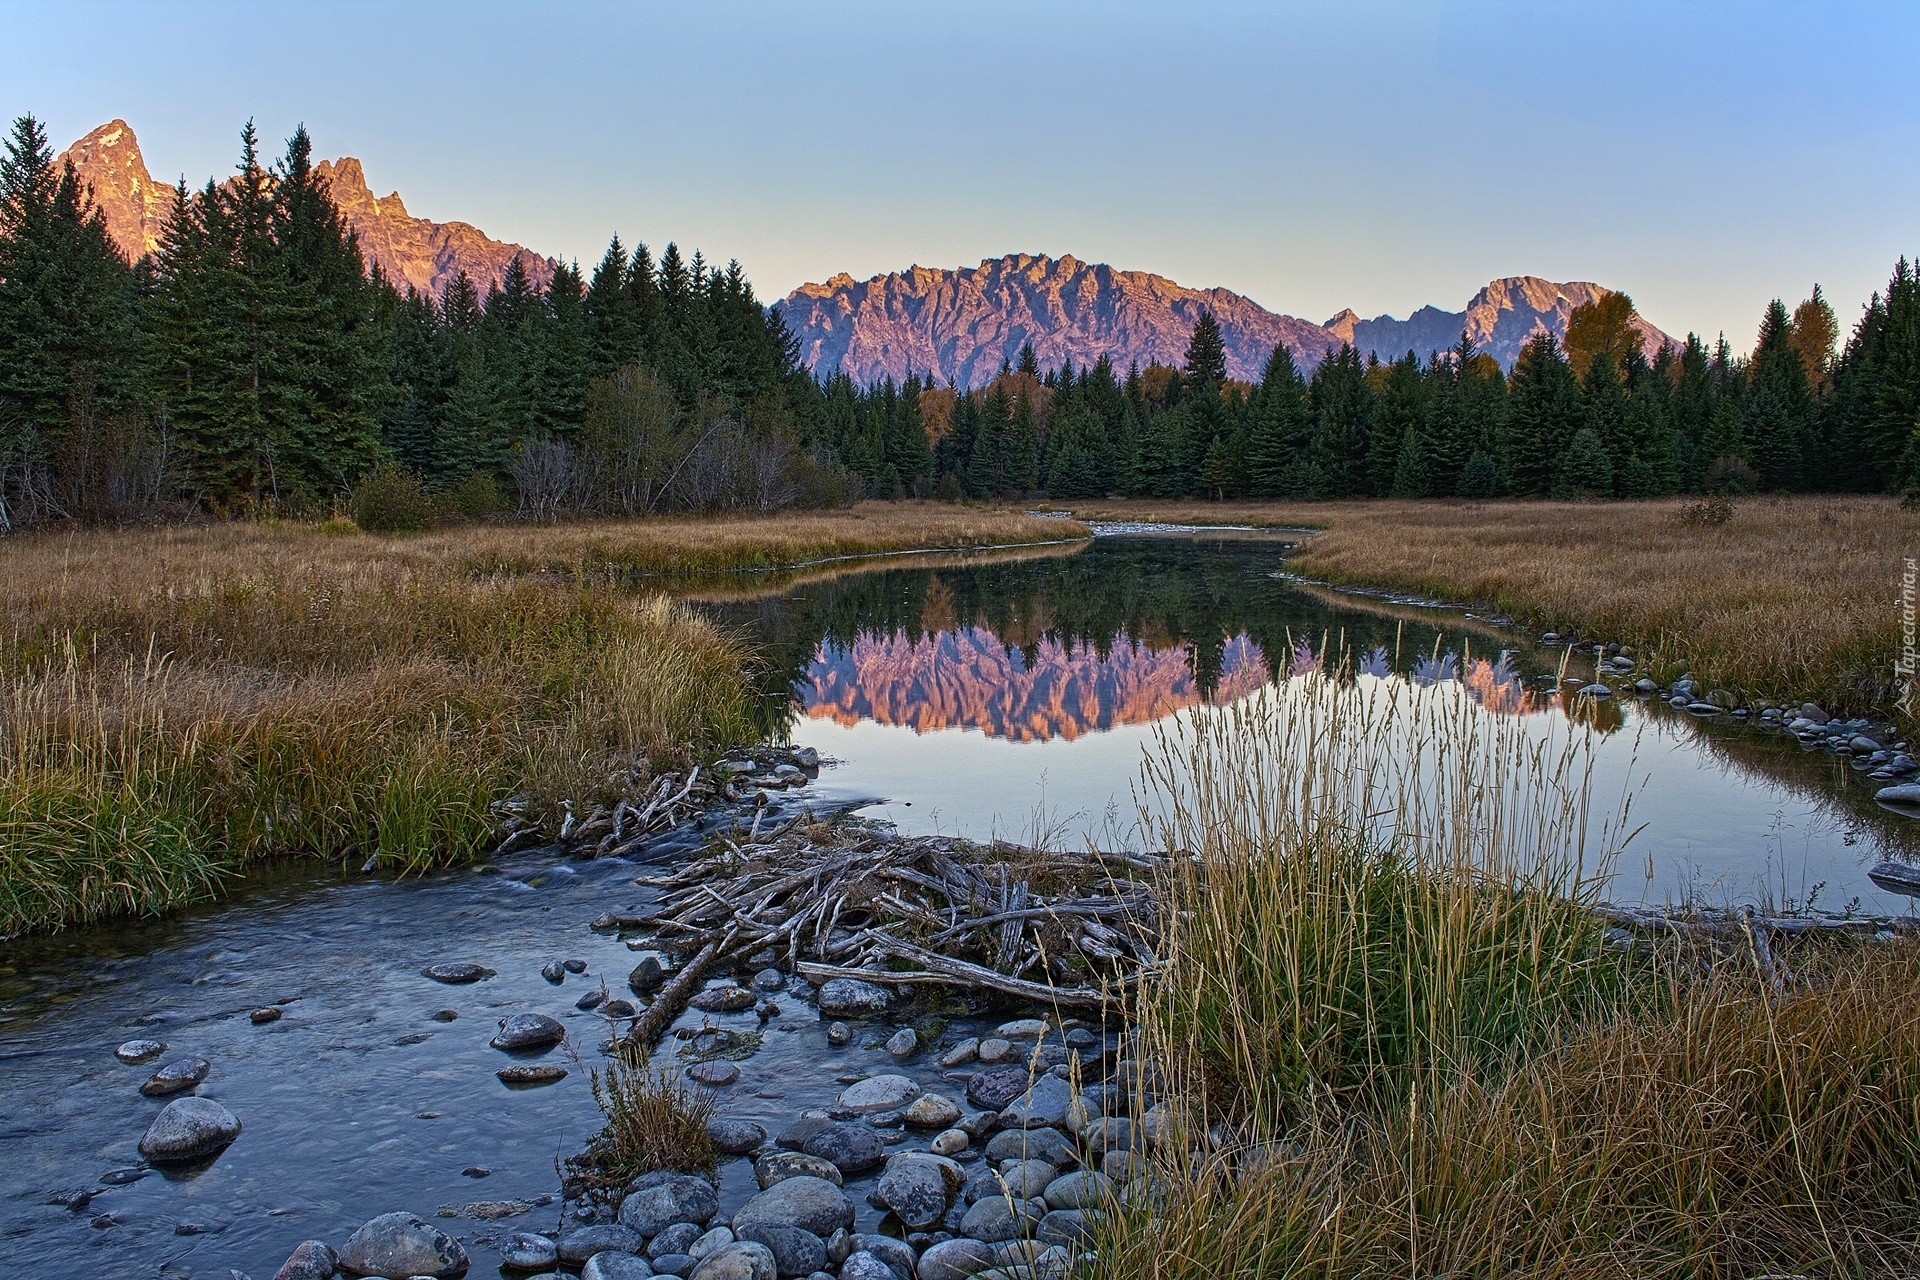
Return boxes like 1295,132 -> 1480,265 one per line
1501,334 -> 1580,495
1246,342 -> 1308,498
1184,310 -> 1227,393
1745,298 -> 1815,489
1307,345 -> 1374,497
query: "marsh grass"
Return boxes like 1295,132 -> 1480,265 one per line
567,1054 -> 719,1197
1100,662 -> 1920,1278
1067,495 -> 1912,717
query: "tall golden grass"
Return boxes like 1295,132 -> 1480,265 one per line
1100,663 -> 1920,1278
1064,495 -> 1912,716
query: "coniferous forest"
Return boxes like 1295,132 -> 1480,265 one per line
2,113 -> 1916,531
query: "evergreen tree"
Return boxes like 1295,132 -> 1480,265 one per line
1308,345 -> 1374,497
1501,334 -> 1580,495
1184,309 -> 1227,393
1745,298 -> 1815,488
1246,342 -> 1309,498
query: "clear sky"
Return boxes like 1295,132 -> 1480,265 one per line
10,1 -> 1917,350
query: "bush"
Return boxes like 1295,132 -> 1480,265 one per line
1454,451 -> 1497,499
1682,493 -> 1735,526
1558,429 -> 1614,498
348,460 -> 436,533
565,1055 -> 718,1200
438,469 -> 501,521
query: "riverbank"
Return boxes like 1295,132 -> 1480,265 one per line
1057,495 -> 1912,721
0,505 -> 1088,934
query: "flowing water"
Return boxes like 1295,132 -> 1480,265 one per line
1,530 -> 1909,1278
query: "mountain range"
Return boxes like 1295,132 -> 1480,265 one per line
56,120 -> 1672,381
57,120 -> 552,299
772,254 -> 1675,386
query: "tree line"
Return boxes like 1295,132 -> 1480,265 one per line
3,112 -> 1915,530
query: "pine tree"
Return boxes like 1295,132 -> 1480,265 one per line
1184,309 -> 1227,393
1246,343 -> 1308,498
1501,334 -> 1580,495
1558,429 -> 1614,497
1745,298 -> 1815,489
1308,345 -> 1374,497
1004,389 -> 1039,493
1389,425 -> 1430,497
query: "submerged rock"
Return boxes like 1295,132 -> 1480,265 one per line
690,985 -> 757,1014
497,1231 -> 558,1270
337,1211 -> 470,1278
138,1097 -> 241,1164
497,1063 -> 568,1086
140,1056 -> 211,1097
688,1060 -> 741,1087
271,1240 -> 340,1280
816,979 -> 891,1016
708,1118 -> 769,1154
836,1074 -> 920,1114
630,957 -> 667,994
422,963 -> 494,984
114,1039 -> 166,1064
491,1013 -> 566,1052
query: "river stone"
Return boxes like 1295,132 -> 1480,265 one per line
709,1118 -> 769,1154
498,1064 -> 568,1086
690,1241 -> 777,1280
884,1028 -> 918,1058
423,962 -> 494,984
1041,1170 -> 1113,1210
960,1195 -> 1039,1243
732,1177 -> 856,1236
918,1238 -> 999,1280
138,1096 -> 240,1163
631,957 -> 667,993
115,1038 -> 167,1064
1080,1116 -> 1136,1157
996,1019 -> 1048,1039
826,1022 -> 854,1046
558,1225 -> 649,1265
903,1092 -> 961,1129
817,979 -> 892,1016
800,1122 -> 885,1173
966,1067 -> 1032,1111
735,1223 -> 827,1277
250,1006 -> 283,1024
931,1128 -> 969,1156
141,1055 -> 211,1097
996,1076 -> 1073,1129
940,1038 -> 980,1067
491,1013 -> 566,1051
849,1236 -> 915,1280
690,1227 -> 735,1260
1037,1209 -> 1093,1248
689,1060 -> 741,1087
877,1156 -> 952,1228
499,1231 -> 559,1270
995,1160 -> 1056,1200
652,1255 -> 694,1277
1877,783 -> 1920,808
691,985 -> 758,1013
757,1151 -> 844,1189
754,969 -> 786,991
542,961 -> 567,984
619,1171 -> 720,1236
838,1253 -> 896,1280
975,1038 -> 1013,1064
338,1211 -> 470,1278
605,998 -> 640,1018
651,1224 -> 703,1257
272,1240 -> 341,1280
837,1075 -> 921,1113
583,1252 -> 657,1280
985,1127 -> 1075,1167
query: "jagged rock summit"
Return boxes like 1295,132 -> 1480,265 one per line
775,253 -> 1674,387
57,120 -> 553,299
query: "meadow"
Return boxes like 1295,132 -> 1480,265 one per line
1064,494 -> 1911,719
0,504 -> 1085,934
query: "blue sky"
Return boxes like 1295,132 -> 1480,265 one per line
10,1 -> 1917,349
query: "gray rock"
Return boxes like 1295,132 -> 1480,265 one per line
271,1240 -> 340,1280
824,1228 -> 854,1265
1100,1150 -> 1145,1181
849,1236 -> 914,1280
838,1253 -> 896,1280
566,958 -> 590,973
1037,1209 -> 1092,1247
690,1242 -> 777,1280
619,1171 -> 720,1236
138,1097 -> 241,1163
755,969 -> 787,991
709,1118 -> 769,1154
499,1231 -> 559,1270
652,1224 -> 704,1257
877,1155 -> 952,1228
817,979 -> 892,1016
690,1227 -> 736,1260
985,1127 -> 1074,1167
975,1038 -> 1013,1064
733,1177 -> 855,1236
688,1060 -> 741,1087
140,1055 -> 210,1097
559,1225 -> 650,1266
1877,783 -> 1920,808
1080,1116 -> 1136,1157
799,1122 -> 885,1173
960,1195 -> 1039,1242
115,1038 -> 167,1064
691,985 -> 758,1013
652,1255 -> 695,1277
918,1237 -> 1000,1280
931,1128 -> 969,1156
826,1022 -> 854,1046
757,1150 -> 844,1188
542,961 -> 567,984
903,1093 -> 962,1129
941,1037 -> 980,1067
1575,683 -> 1611,698
1041,1170 -> 1113,1210
735,1224 -> 827,1277
994,1160 -> 1056,1200
583,1252 -> 657,1280
884,1028 -> 919,1058
497,1063 -> 568,1086
491,1013 -> 566,1051
966,1067 -> 1032,1111
338,1211 -> 470,1278
837,1074 -> 922,1113
995,1076 -> 1072,1129
631,957 -> 667,993
422,963 -> 494,983
995,1019 -> 1048,1039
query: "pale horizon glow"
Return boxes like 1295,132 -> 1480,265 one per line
10,0 -> 1918,352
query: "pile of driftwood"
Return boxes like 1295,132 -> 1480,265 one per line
613,819 -> 1161,1049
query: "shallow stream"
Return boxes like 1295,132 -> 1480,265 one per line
1,530 -> 1909,1278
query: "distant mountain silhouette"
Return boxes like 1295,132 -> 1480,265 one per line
775,253 -> 1675,386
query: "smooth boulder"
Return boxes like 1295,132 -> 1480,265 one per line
708,1118 -> 769,1154
138,1096 -> 241,1164
996,1076 -> 1073,1129
422,963 -> 493,983
558,1225 -> 649,1266
272,1240 -> 340,1280
875,1155 -> 951,1229
756,1150 -> 844,1189
141,1056 -> 211,1098
918,1238 -> 998,1280
816,978 -> 892,1016
498,1232 -> 558,1270
799,1122 -> 884,1174
966,1066 -> 1032,1111
491,1013 -> 566,1052
583,1252 -> 657,1280
734,1223 -> 827,1277
618,1171 -> 720,1236
732,1176 -> 855,1236
689,1241 -> 777,1280
836,1074 -> 921,1114
338,1211 -> 470,1278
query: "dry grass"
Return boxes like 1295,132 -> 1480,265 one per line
0,504 -> 1079,934
565,1055 -> 720,1199
1063,496 -> 1913,716
1101,666 -> 1920,1279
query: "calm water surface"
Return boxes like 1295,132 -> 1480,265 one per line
0,530 -> 1908,1278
